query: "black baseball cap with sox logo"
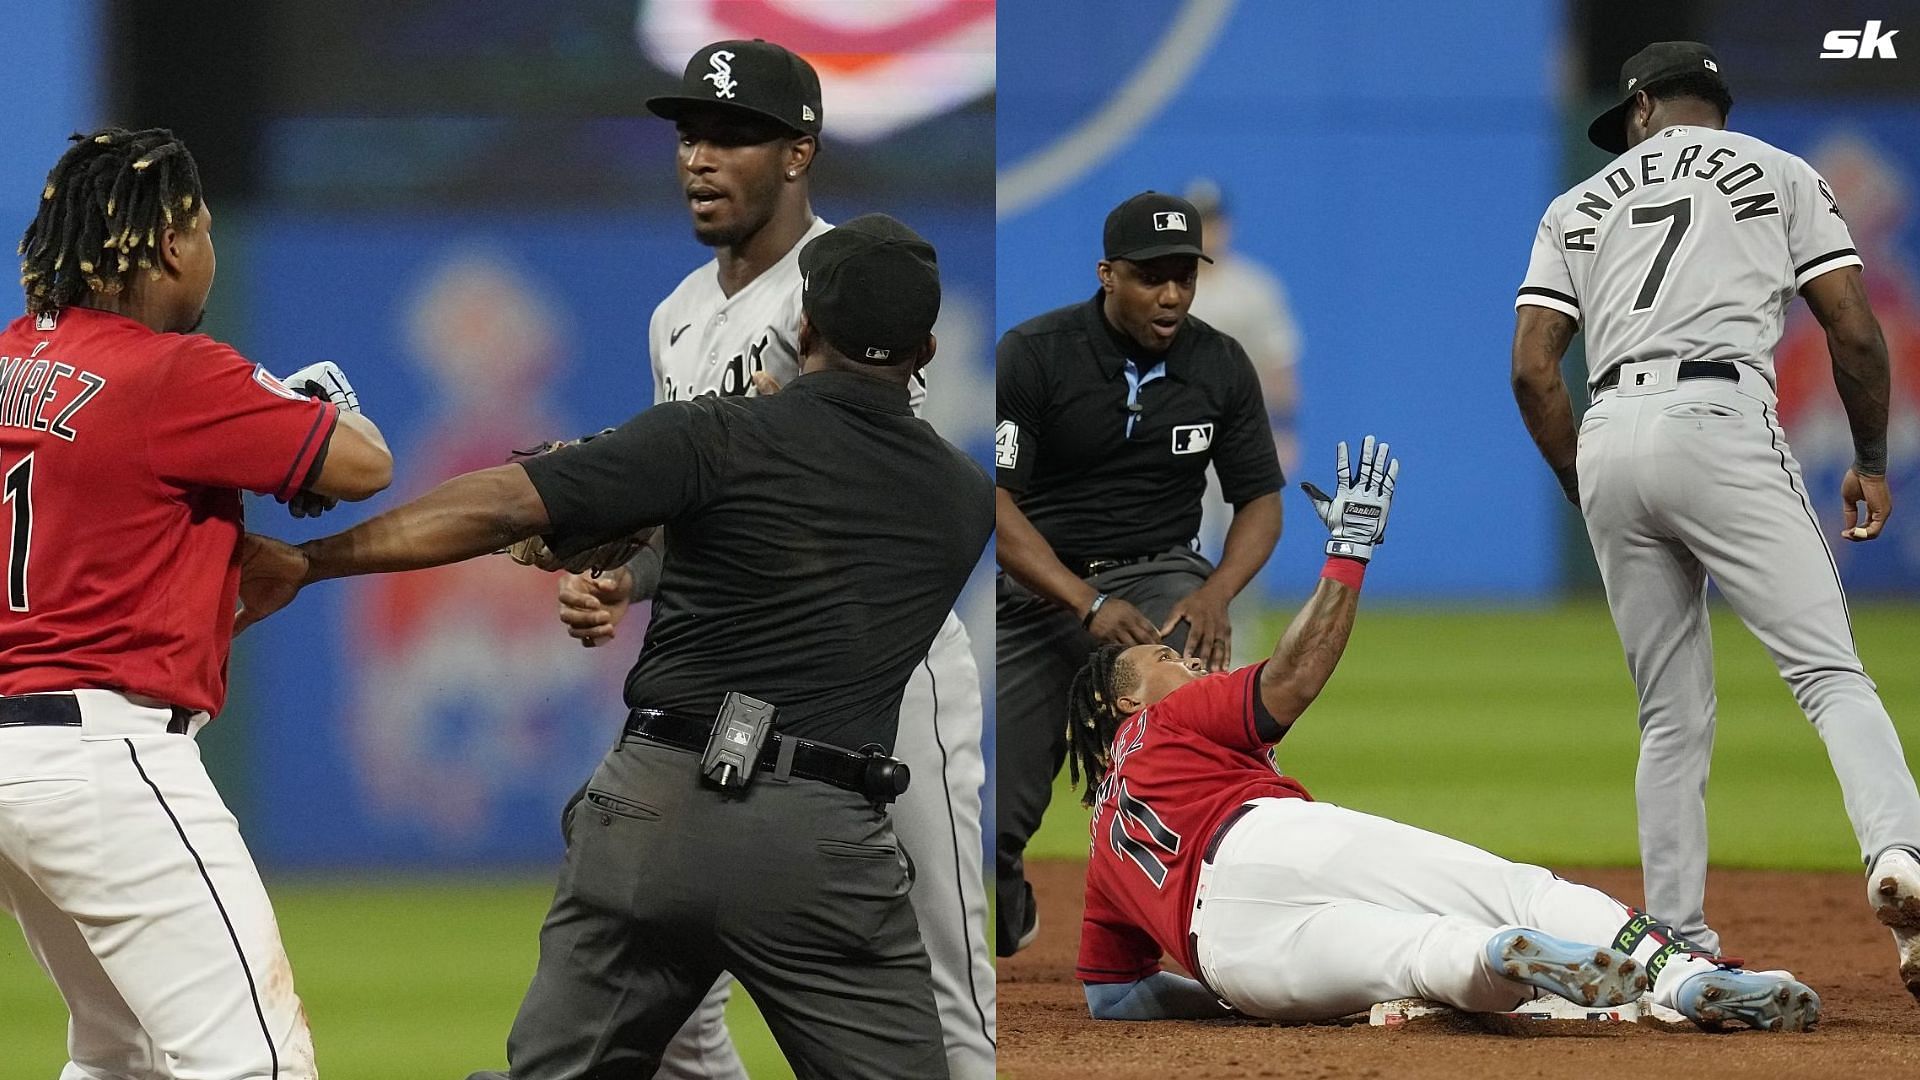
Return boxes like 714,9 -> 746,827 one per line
1588,41 -> 1730,154
646,38 -> 825,137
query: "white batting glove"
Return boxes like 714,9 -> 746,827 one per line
280,361 -> 361,414
1299,435 -> 1399,563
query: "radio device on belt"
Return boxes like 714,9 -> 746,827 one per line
702,692 -> 777,791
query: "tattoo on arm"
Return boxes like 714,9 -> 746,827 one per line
1814,270 -> 1891,473
1259,579 -> 1360,726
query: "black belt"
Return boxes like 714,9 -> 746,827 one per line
623,708 -> 910,804
1069,553 -> 1157,579
1203,801 -> 1260,864
0,692 -> 192,733
1593,359 -> 1739,392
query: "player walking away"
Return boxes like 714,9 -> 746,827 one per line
235,215 -> 994,1080
996,191 -> 1284,956
1068,439 -> 1820,1031
550,39 -> 996,1078
1511,40 -> 1920,1000
0,129 -> 392,1079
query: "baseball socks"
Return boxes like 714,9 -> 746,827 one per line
1612,910 -> 1820,1031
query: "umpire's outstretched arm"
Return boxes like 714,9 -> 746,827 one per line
235,463 -> 549,631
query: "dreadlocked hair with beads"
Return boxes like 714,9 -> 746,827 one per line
1065,643 -> 1135,807
19,128 -> 204,316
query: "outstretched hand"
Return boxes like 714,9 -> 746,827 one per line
235,534 -> 311,634
1299,435 -> 1400,563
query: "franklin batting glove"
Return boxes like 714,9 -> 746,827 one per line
1300,435 -> 1399,563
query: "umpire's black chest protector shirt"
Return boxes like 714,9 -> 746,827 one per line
995,291 -> 1283,562
521,370 -> 994,752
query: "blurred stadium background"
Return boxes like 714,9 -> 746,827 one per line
1001,0 -> 1920,948
0,1 -> 993,1076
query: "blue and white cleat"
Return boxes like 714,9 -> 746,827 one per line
1674,968 -> 1821,1031
1484,928 -> 1648,1007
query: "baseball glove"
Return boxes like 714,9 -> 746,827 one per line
503,429 -> 652,574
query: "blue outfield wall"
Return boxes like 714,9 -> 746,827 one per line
230,203 -> 995,867
997,0 -> 1563,599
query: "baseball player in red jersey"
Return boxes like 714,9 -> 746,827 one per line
1068,439 -> 1823,1032
0,129 -> 390,1079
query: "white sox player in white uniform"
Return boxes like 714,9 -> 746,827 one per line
555,39 -> 995,1078
1512,41 -> 1920,1000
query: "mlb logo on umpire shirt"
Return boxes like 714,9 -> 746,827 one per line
1172,423 -> 1213,454
1153,211 -> 1188,232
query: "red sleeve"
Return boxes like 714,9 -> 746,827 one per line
1158,663 -> 1285,752
144,336 -> 339,498
1075,872 -> 1162,984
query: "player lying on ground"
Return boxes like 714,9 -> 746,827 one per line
1066,438 -> 1820,1031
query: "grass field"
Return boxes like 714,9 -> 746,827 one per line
0,879 -> 795,1078
6,605 -> 1919,1075
1027,602 -> 1920,871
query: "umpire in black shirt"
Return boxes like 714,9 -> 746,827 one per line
235,214 -> 994,1079
995,191 -> 1283,955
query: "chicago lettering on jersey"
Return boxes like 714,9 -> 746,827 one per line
0,352 -> 105,441
1565,140 -> 1780,252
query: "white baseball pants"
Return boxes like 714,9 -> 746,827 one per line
1191,798 -> 1658,1020
0,690 -> 315,1080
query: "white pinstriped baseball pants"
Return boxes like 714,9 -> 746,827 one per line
0,690 -> 315,1080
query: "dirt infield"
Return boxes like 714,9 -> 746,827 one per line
1000,860 -> 1920,1079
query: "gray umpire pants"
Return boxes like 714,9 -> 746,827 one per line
994,548 -> 1208,954
1578,359 -> 1920,953
467,737 -> 945,1080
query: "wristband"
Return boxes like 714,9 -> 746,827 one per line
1321,556 -> 1366,591
1854,437 -> 1889,478
1082,592 -> 1110,629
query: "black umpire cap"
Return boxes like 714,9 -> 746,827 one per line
646,39 -> 824,137
1104,191 -> 1213,263
800,214 -> 941,365
1588,41 -> 1728,155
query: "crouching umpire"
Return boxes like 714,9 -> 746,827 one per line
234,214 -> 994,1079
995,191 -> 1284,956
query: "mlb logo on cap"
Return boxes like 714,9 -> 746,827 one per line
864,346 -> 891,360
1153,211 -> 1188,232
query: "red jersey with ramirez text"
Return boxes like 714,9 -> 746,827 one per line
0,307 -> 335,715
1077,662 -> 1311,984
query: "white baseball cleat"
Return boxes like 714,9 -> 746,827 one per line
1673,968 -> 1820,1031
1484,928 -> 1647,1007
1869,846 -> 1920,1003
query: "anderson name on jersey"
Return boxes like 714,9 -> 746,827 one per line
1518,126 -> 1860,390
